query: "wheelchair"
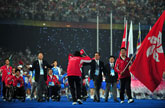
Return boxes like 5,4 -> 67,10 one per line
6,85 -> 26,102
46,84 -> 61,102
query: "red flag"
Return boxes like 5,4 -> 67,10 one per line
121,21 -> 127,48
119,21 -> 127,56
80,49 -> 85,55
130,11 -> 165,92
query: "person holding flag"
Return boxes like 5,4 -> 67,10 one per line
115,47 -> 134,104
67,50 -> 91,105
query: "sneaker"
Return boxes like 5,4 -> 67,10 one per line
72,102 -> 78,105
90,95 -> 94,99
128,99 -> 134,103
77,99 -> 83,104
26,95 -> 30,99
120,100 -> 124,104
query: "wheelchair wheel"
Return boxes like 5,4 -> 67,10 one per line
56,95 -> 61,101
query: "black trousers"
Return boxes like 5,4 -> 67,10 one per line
105,82 -> 117,101
47,85 -> 60,98
37,75 -> 47,100
94,80 -> 101,101
2,81 -> 6,98
120,76 -> 132,100
81,85 -> 87,97
68,76 -> 81,102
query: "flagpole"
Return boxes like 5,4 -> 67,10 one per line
97,14 -> 99,52
83,49 -> 88,56
149,26 -> 152,31
125,20 -> 127,48
110,12 -> 113,55
139,22 -> 141,44
124,17 -> 126,28
9,54 -> 12,59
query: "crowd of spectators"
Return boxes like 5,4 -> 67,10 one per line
0,0 -> 164,24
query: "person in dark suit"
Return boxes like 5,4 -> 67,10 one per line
90,52 -> 105,102
104,56 -> 119,102
29,53 -> 52,102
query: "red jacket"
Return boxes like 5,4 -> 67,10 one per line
0,65 -> 12,82
5,74 -> 15,86
67,56 -> 91,77
13,76 -> 24,87
46,75 -> 60,86
114,57 -> 131,79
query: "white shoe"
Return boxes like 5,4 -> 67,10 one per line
128,99 -> 134,103
90,95 -> 94,99
72,102 -> 78,105
77,99 -> 83,104
120,100 -> 124,104
26,95 -> 30,99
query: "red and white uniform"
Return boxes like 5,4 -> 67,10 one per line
115,57 -> 131,79
13,76 -> 24,87
0,65 -> 12,82
67,56 -> 91,77
5,74 -> 15,86
46,75 -> 60,86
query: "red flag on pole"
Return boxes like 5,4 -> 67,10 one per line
119,21 -> 127,57
121,21 -> 127,48
80,49 -> 85,55
130,10 -> 165,92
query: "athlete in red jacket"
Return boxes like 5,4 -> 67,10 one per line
46,70 -> 60,86
67,51 -> 91,105
67,55 -> 91,77
5,68 -> 16,87
0,59 -> 12,100
114,47 -> 134,104
13,69 -> 25,101
5,68 -> 16,101
46,69 -> 60,101
115,57 -> 131,79
13,70 -> 24,88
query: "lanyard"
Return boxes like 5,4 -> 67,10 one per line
5,65 -> 10,72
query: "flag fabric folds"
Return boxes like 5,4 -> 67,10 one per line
127,21 -> 134,57
130,11 -> 165,92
